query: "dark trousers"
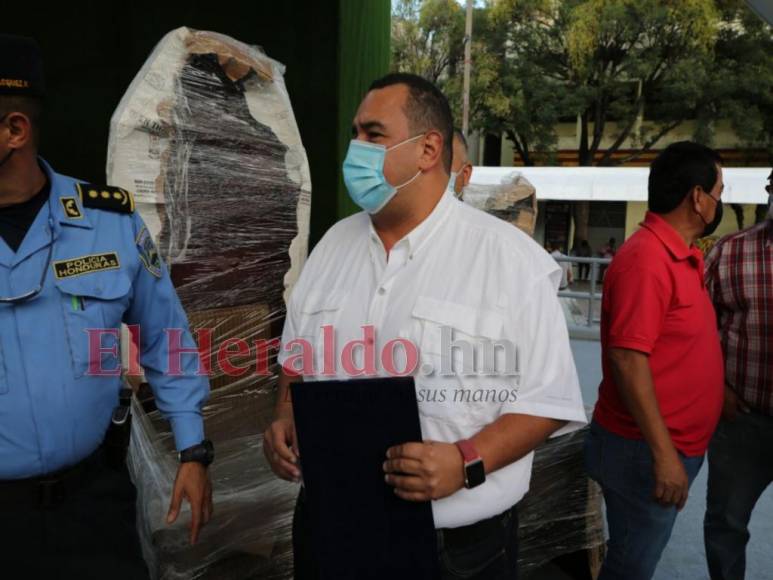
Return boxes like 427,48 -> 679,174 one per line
585,421 -> 704,580
579,263 -> 590,280
0,453 -> 149,580
293,491 -> 519,580
704,411 -> 773,580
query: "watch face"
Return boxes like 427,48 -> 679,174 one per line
465,459 -> 485,489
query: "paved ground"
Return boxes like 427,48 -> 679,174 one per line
564,338 -> 773,580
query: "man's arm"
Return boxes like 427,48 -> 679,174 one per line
608,347 -> 688,510
125,216 -> 212,544
386,269 -> 584,502
384,414 -> 564,501
704,242 -> 749,420
263,368 -> 302,482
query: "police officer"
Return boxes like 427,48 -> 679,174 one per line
0,35 -> 213,578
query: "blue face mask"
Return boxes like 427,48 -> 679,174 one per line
342,134 -> 423,214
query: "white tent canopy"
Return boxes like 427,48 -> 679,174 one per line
470,166 -> 771,204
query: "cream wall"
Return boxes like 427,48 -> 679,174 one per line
623,202 -> 762,240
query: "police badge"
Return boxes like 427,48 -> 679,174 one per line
136,227 -> 162,278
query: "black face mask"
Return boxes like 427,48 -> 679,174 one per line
700,194 -> 723,238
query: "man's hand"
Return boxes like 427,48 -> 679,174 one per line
652,450 -> 689,511
263,417 -> 301,482
721,385 -> 750,421
383,441 -> 464,502
166,462 -> 213,545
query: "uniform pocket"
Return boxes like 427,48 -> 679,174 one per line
55,273 -> 132,378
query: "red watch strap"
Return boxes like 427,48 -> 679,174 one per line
455,439 -> 481,464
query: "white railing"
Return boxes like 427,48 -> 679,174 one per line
553,256 -> 612,328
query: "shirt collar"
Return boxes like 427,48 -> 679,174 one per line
368,188 -> 456,260
639,211 -> 702,263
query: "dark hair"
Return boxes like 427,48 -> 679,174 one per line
648,141 -> 723,214
368,73 -> 453,174
0,95 -> 42,147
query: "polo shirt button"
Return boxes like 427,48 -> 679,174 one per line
378,287 -> 386,295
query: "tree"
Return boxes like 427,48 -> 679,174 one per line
482,0 -> 722,245
391,0 -> 466,85
391,1 -> 773,241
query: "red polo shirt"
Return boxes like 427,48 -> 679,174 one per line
593,211 -> 724,457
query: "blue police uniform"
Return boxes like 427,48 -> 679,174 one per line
0,158 -> 209,479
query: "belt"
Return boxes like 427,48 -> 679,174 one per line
0,446 -> 106,509
439,505 -> 518,548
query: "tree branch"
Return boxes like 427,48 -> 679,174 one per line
613,120 -> 682,165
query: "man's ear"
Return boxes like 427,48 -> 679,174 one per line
418,130 -> 444,171
4,112 -> 34,150
689,185 -> 704,211
461,163 -> 473,187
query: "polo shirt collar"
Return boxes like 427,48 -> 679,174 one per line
639,211 -> 702,263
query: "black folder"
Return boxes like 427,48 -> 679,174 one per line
291,376 -> 441,579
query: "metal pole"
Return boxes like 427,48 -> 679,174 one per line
462,0 -> 473,137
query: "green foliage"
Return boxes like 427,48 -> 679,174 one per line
391,0 -> 773,166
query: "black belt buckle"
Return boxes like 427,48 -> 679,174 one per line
38,478 -> 65,509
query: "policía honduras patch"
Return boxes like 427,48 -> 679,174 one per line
136,227 -> 162,278
53,252 -> 120,279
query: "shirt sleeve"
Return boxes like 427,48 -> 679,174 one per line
124,213 -> 210,451
501,272 -> 587,437
605,261 -> 671,355
277,287 -> 301,368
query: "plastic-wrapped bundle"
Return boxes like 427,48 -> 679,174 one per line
517,423 -> 605,575
462,171 -> 539,236
107,27 -> 309,579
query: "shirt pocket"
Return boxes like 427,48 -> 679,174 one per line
410,296 -> 507,425
55,273 -> 133,378
667,284 -> 701,339
296,289 -> 349,376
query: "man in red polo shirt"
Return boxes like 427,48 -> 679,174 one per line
585,141 -> 725,580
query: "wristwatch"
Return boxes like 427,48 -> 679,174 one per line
178,439 -> 214,467
455,439 -> 486,489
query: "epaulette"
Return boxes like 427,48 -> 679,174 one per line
76,182 -> 135,214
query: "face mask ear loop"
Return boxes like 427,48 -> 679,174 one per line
394,169 -> 421,190
386,133 -> 425,152
385,133 -> 426,191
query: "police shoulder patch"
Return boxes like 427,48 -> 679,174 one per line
76,183 -> 135,214
136,227 -> 162,278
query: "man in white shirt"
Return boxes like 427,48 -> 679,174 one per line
263,73 -> 586,579
548,242 -> 574,291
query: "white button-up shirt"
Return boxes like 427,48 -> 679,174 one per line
279,190 -> 586,529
